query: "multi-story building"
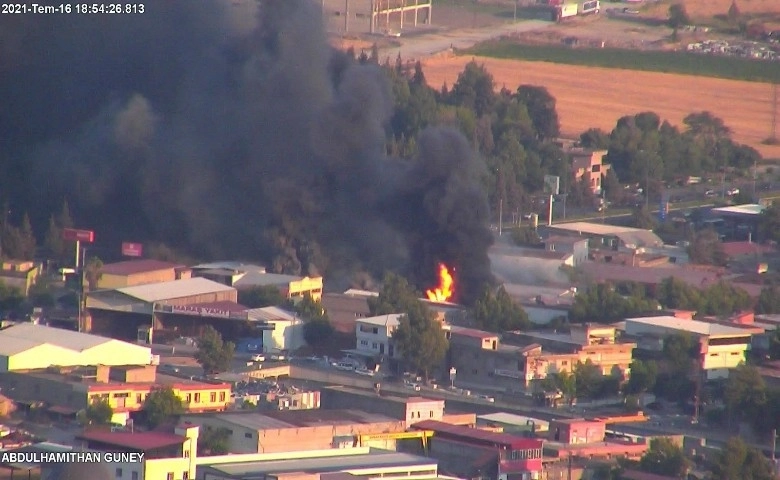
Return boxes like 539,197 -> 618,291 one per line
0,260 -> 40,296
448,325 -> 635,391
191,263 -> 323,302
623,315 -> 753,379
180,409 -> 406,454
75,423 -> 199,480
0,364 -> 231,420
411,420 -> 543,480
355,314 -> 403,358
570,149 -> 609,195
543,236 -> 589,267
321,386 -> 444,426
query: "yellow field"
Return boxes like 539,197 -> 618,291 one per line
643,0 -> 780,22
422,56 -> 780,158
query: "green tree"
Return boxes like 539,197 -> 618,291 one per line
238,286 -> 286,308
639,437 -> 691,478
471,285 -> 530,332
668,3 -> 691,38
724,364 -> 766,424
83,400 -> 113,426
727,0 -> 741,25
0,281 -> 23,311
570,283 -> 658,323
198,427 -> 231,456
574,360 -> 603,399
83,256 -> 103,292
687,229 -> 727,266
17,213 -> 36,260
392,302 -> 448,380
632,205 -> 657,230
511,227 -> 541,247
515,85 -> 560,141
143,387 -> 185,428
579,128 -> 611,149
194,326 -> 235,374
44,215 -> 64,262
368,272 -> 421,316
540,371 -> 577,402
303,318 -> 334,348
664,333 -> 699,371
625,359 -> 658,395
656,277 -> 703,311
449,61 -> 496,117
758,205 -> 780,243
712,437 -> 774,480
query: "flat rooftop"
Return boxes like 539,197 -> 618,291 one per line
478,413 -> 550,429
201,409 -> 400,430
547,222 -> 652,236
711,204 -> 766,216
205,450 -> 435,477
625,316 -> 754,338
324,386 -> 441,405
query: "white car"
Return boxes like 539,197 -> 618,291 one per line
726,188 -> 740,196
250,354 -> 265,362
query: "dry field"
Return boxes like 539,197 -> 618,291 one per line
643,0 -> 780,20
422,55 -> 780,158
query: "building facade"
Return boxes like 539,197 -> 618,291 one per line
0,260 -> 40,296
570,149 -> 609,195
355,314 -> 403,358
543,236 -> 589,267
97,260 -> 189,290
624,316 -> 752,379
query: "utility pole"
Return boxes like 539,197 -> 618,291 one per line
344,0 -> 349,32
772,83 -> 778,142
513,0 -> 517,22
498,198 -> 503,237
772,428 -> 777,479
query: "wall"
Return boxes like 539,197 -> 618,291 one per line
110,366 -> 156,383
355,321 -> 396,357
0,372 -> 90,411
406,400 -> 444,425
99,269 -> 178,290
288,276 -> 324,302
550,420 -> 605,444
264,320 -> 305,353
321,388 -> 406,420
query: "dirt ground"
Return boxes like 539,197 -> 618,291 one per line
641,0 -> 780,22
422,55 -> 780,158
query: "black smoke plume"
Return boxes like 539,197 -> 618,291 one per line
0,0 -> 493,304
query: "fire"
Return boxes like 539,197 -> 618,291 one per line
426,263 -> 454,302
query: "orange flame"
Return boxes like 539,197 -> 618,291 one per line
426,263 -> 454,302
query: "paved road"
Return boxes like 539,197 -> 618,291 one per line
377,19 -> 553,62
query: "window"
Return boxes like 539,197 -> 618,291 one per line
183,472 -> 189,480
186,394 -> 192,403
167,473 -> 174,480
194,393 -> 201,402
116,468 -> 123,477
360,340 -> 369,346
132,472 -> 139,480
245,432 -> 253,439
136,394 -> 142,404
184,450 -> 190,458
210,392 -> 217,402
372,342 -> 378,349
429,411 -> 434,418
219,392 -> 226,402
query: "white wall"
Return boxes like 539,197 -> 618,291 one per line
264,319 -> 305,352
355,322 -> 396,357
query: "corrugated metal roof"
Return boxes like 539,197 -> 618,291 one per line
117,277 -> 235,302
209,451 -> 434,476
411,420 -> 542,448
357,314 -> 403,328
625,316 -> 753,337
478,413 -> 550,428
0,324 -> 111,353
247,306 -> 298,322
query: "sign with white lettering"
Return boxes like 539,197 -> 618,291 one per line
171,305 -> 232,318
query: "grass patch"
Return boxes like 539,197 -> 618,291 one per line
466,40 -> 780,83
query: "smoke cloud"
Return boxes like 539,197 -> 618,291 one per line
0,0 -> 493,303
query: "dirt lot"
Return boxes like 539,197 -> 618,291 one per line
641,0 -> 780,22
422,55 -> 780,158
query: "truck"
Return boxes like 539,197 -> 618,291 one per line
579,0 -> 600,15
553,3 -> 579,21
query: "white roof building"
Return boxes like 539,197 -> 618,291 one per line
0,324 -> 152,372
117,277 -> 235,303
624,316 -> 753,339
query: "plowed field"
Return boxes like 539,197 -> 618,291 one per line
422,55 -> 780,158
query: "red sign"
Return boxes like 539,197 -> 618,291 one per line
122,242 -> 143,257
62,228 -> 95,243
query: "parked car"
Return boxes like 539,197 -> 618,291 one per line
727,188 -> 740,196
705,189 -> 717,197
250,354 -> 265,362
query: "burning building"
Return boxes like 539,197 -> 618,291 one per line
0,0 -> 494,304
